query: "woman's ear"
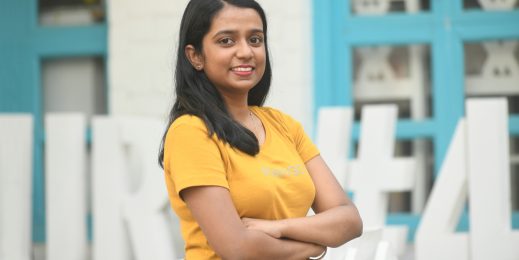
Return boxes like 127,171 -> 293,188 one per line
185,45 -> 204,71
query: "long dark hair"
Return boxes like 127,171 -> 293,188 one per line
158,0 -> 272,168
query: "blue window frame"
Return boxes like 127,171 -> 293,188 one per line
0,0 -> 107,242
313,0 -> 519,241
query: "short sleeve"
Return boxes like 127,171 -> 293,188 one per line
164,116 -> 229,196
291,119 -> 320,162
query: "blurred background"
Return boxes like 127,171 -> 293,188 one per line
0,0 -> 518,259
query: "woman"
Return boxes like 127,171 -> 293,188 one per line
158,0 -> 362,259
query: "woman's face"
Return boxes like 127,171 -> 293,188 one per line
198,4 -> 266,97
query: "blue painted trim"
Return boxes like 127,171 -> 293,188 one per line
451,0 -> 464,15
455,210 -> 470,232
432,0 -> 458,15
455,11 -> 519,41
511,115 -> 519,135
103,56 -> 110,114
514,212 -> 519,229
35,25 -> 108,57
33,58 -> 46,243
352,120 -> 436,140
332,0 -> 350,106
431,11 -> 465,174
345,14 -> 434,45
386,213 -> 421,242
0,1 -> 37,113
312,0 -> 334,120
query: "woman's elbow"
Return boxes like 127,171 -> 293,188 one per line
348,204 -> 363,240
332,207 -> 363,247
351,212 -> 363,239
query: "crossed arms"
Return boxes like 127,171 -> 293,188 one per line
181,155 -> 363,260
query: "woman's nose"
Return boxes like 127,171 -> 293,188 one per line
236,41 -> 253,59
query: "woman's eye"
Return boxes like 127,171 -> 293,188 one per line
249,36 -> 264,45
218,38 -> 234,45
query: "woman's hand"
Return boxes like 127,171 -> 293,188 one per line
242,217 -> 328,258
242,217 -> 283,239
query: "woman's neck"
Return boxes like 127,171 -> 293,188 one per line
226,101 -> 250,124
219,92 -> 250,123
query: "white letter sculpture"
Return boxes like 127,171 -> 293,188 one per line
92,117 -> 177,260
316,107 -> 353,189
415,120 -> 469,260
0,115 -> 33,260
45,114 -> 87,260
416,98 -> 519,260
467,98 -> 519,260
349,105 -> 415,257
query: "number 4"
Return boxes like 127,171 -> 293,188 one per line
416,98 -> 519,260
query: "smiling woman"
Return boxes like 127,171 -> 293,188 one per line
185,4 -> 267,102
158,1 -> 363,259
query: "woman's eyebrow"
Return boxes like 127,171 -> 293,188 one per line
213,30 -> 236,38
212,28 -> 264,39
249,28 -> 264,34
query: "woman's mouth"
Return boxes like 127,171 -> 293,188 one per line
231,65 -> 254,76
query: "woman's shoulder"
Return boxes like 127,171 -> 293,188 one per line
171,114 -> 206,128
166,114 -> 209,137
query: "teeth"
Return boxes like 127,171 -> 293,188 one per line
233,67 -> 252,72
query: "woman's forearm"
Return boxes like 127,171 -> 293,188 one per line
181,186 -> 326,260
228,229 -> 325,260
244,204 -> 362,248
278,205 -> 362,247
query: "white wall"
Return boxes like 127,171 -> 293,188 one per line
108,0 -> 314,131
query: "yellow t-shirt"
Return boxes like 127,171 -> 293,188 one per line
163,106 -> 320,260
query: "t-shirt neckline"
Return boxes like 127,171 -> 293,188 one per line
249,106 -> 270,151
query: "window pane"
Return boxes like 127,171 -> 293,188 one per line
353,44 -> 432,120
388,139 -> 434,213
464,0 -> 519,10
39,0 -> 105,26
351,0 -> 430,15
42,57 -> 107,120
464,40 -> 519,114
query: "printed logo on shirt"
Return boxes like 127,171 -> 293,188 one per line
261,164 -> 305,177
